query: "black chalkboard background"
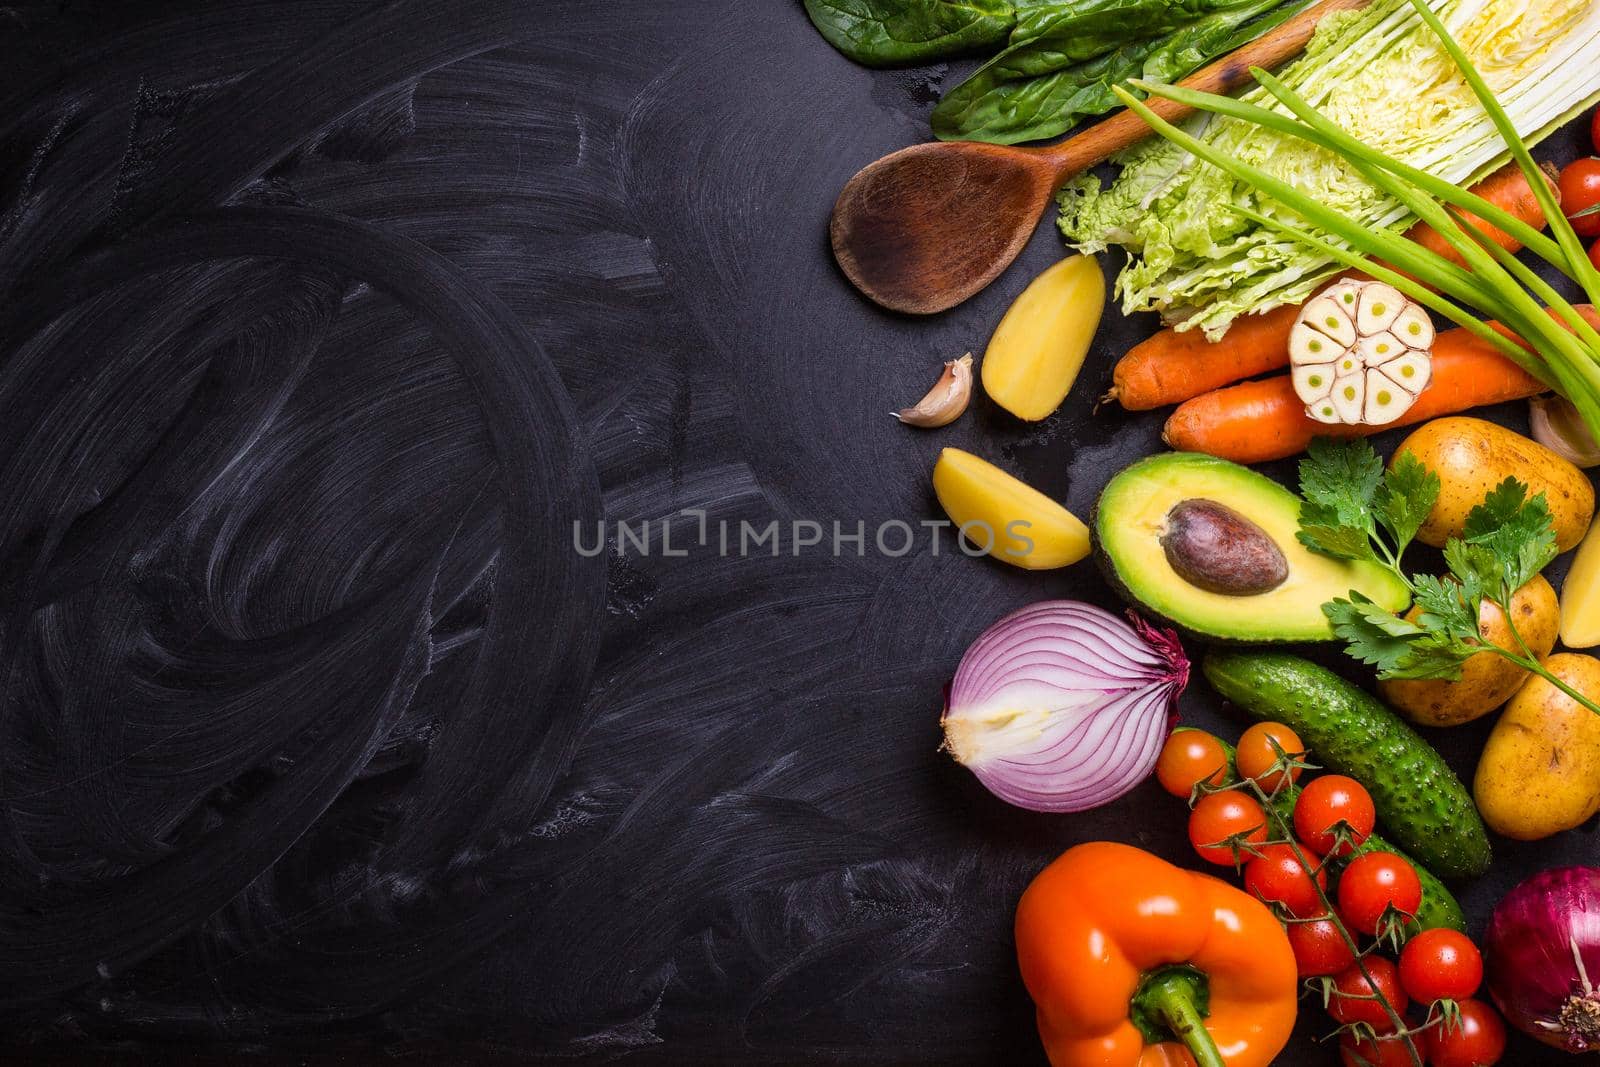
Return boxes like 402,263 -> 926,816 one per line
0,2 -> 1594,1063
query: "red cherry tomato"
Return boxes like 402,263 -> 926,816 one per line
1329,956 -> 1409,1031
1399,928 -> 1483,1004
1560,158 -> 1600,238
1294,774 -> 1376,857
1187,791 -> 1267,866
1288,913 -> 1357,977
1590,238 -> 1600,272
1244,843 -> 1328,918
1425,998 -> 1507,1067
1236,721 -> 1304,792
1338,1030 -> 1416,1067
1156,730 -> 1229,798
1338,851 -> 1423,936
1593,106 -> 1600,155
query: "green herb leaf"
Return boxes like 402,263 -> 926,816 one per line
1450,477 -> 1558,597
1295,438 -> 1387,562
1410,573 -> 1478,643
1297,506 -> 1379,563
1324,593 -> 1427,675
1374,451 -> 1439,554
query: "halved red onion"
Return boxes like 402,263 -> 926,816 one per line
940,600 -> 1188,812
1486,866 -> 1600,1051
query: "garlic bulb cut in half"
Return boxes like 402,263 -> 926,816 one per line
1291,281 -> 1434,427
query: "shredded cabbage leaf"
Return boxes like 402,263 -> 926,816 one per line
1058,0 -> 1600,337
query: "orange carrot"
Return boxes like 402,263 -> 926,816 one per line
1108,303 -> 1302,411
1159,307 -> 1600,464
1162,344 -> 1542,464
1401,161 -> 1559,270
1109,163 -> 1554,411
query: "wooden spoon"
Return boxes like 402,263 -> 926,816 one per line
829,0 -> 1370,315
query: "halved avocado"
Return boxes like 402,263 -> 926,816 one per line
1095,452 -> 1409,643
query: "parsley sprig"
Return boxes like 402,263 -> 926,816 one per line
1297,438 -> 1600,718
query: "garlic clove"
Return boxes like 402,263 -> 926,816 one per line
1362,369 -> 1409,425
1292,362 -> 1335,404
1290,323 -> 1339,366
1303,294 -> 1357,348
1330,373 -> 1365,423
1380,351 -> 1432,395
1324,280 -> 1363,317
1333,351 -> 1362,377
1307,400 -> 1344,424
1356,283 -> 1406,335
1356,331 -> 1404,366
1392,304 -> 1435,350
895,353 -> 973,428
1529,394 -> 1600,468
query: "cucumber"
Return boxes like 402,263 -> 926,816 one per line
1202,651 -> 1491,880
1180,727 -> 1466,934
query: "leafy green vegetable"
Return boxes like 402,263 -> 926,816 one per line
1294,438 -> 1600,717
1058,0 -> 1600,338
803,0 -> 1018,66
931,0 -> 1307,145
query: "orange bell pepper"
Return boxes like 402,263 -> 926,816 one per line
1015,841 -> 1297,1067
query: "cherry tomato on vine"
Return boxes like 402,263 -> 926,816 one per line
1329,956 -> 1408,1031
1287,913 -> 1356,977
1424,998 -> 1507,1067
1560,158 -> 1600,238
1593,106 -> 1600,154
1589,238 -> 1600,272
1398,928 -> 1483,1004
1338,851 -> 1422,936
1294,774 -> 1375,857
1244,842 -> 1328,917
1187,791 -> 1267,866
1338,1030 -> 1415,1067
1235,721 -> 1304,792
1156,730 -> 1229,797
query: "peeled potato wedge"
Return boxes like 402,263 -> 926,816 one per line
981,254 -> 1105,422
1562,519 -> 1600,648
932,448 -> 1089,570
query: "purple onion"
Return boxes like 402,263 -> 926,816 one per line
940,600 -> 1188,813
1486,866 -> 1600,1052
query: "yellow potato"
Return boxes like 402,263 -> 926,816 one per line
1561,519 -> 1600,648
1392,417 -> 1594,552
1381,574 -> 1557,727
1475,653 -> 1600,841
981,254 -> 1105,422
932,448 -> 1089,570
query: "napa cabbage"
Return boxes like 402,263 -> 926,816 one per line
1059,0 -> 1600,337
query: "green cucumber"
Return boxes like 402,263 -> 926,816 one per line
1202,651 -> 1491,880
1179,727 -> 1466,934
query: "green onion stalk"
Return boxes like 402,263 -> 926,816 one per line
1110,0 -> 1600,440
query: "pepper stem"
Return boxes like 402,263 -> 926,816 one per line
1129,967 -> 1227,1067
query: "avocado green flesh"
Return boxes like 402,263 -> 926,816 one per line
1096,453 -> 1409,643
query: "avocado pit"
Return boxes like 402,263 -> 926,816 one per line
1160,499 -> 1289,596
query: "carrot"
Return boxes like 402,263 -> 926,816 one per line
1160,306 -> 1600,464
1108,162 -> 1555,411
1401,160 -> 1559,270
1107,303 -> 1302,411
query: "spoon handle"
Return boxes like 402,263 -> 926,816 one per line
1038,0 -> 1370,181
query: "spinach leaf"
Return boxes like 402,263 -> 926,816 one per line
931,0 -> 1307,145
804,0 -> 1018,67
